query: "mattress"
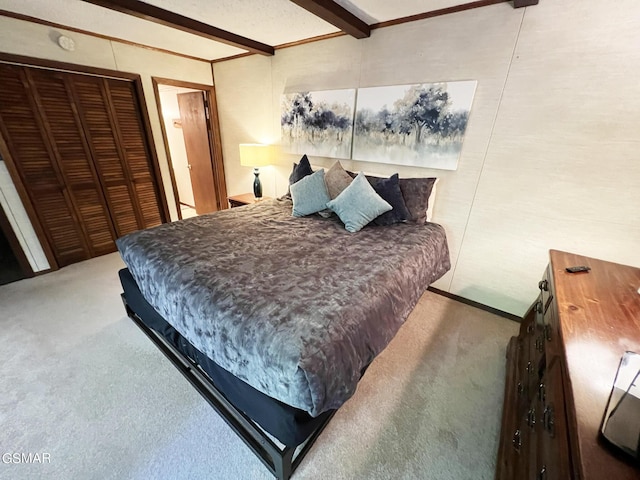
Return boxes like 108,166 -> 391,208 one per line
116,197 -> 450,416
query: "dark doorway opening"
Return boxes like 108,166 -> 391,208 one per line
0,221 -> 25,285
0,200 -> 33,286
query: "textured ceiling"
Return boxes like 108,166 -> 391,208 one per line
1,0 -> 490,61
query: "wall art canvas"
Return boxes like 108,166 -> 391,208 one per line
352,81 -> 477,170
281,89 -> 356,159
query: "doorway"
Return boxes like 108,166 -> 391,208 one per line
0,203 -> 33,286
153,79 -> 227,219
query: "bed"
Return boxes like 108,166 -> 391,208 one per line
116,183 -> 450,479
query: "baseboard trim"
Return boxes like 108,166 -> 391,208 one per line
428,287 -> 521,322
34,268 -> 53,276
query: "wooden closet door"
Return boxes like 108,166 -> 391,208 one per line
71,76 -> 162,236
0,63 -> 91,267
27,68 -> 117,257
0,61 -> 166,269
106,79 -> 163,228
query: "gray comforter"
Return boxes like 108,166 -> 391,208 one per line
116,198 -> 450,416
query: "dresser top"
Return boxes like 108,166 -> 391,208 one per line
550,249 -> 640,479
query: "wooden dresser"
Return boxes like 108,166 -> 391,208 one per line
496,250 -> 640,479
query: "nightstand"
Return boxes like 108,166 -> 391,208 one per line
227,193 -> 272,208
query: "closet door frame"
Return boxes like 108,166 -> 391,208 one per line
0,52 -> 170,271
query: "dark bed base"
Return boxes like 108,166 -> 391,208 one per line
121,294 -> 336,480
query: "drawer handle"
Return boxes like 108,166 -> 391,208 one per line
544,406 -> 555,436
544,324 -> 552,342
538,383 -> 546,403
527,408 -> 536,428
536,300 -> 543,314
538,280 -> 549,291
527,361 -> 534,375
538,465 -> 547,480
517,382 -> 524,396
512,429 -> 522,452
536,336 -> 544,353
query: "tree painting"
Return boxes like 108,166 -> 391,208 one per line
281,89 -> 356,159
352,81 -> 477,170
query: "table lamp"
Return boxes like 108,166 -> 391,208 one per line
239,144 -> 275,199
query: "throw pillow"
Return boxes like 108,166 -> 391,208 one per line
324,161 -> 353,199
345,169 -> 437,224
288,154 -> 313,186
398,177 -> 437,224
326,172 -> 392,233
290,169 -> 331,217
372,173 -> 411,226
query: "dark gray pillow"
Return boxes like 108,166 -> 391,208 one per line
398,177 -> 437,224
372,173 -> 411,226
288,154 -> 313,185
346,170 -> 437,225
326,172 -> 392,233
290,169 -> 331,217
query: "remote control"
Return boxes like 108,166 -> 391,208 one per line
565,265 -> 591,273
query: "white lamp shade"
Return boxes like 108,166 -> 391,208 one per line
239,144 -> 275,167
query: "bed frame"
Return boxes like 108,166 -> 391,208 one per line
121,294 -> 336,480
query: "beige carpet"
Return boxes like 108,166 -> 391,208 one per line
0,253 -> 518,480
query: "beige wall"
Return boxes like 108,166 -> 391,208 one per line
214,0 -> 640,316
0,15 -> 213,270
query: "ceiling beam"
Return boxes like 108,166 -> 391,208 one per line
290,0 -> 370,39
80,0 -> 274,56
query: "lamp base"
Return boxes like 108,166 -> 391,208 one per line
253,168 -> 262,199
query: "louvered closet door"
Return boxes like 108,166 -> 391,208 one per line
0,64 -> 91,266
71,76 -> 162,236
28,69 -> 117,257
0,62 -> 165,269
107,79 -> 163,228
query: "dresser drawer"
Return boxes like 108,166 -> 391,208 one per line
497,337 -> 530,480
538,266 -> 553,315
519,299 -> 537,338
520,298 -> 544,361
534,357 -> 571,480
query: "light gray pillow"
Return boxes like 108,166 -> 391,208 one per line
324,161 -> 353,199
326,172 -> 392,233
290,169 -> 331,217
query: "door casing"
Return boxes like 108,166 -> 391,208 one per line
152,77 -> 228,219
